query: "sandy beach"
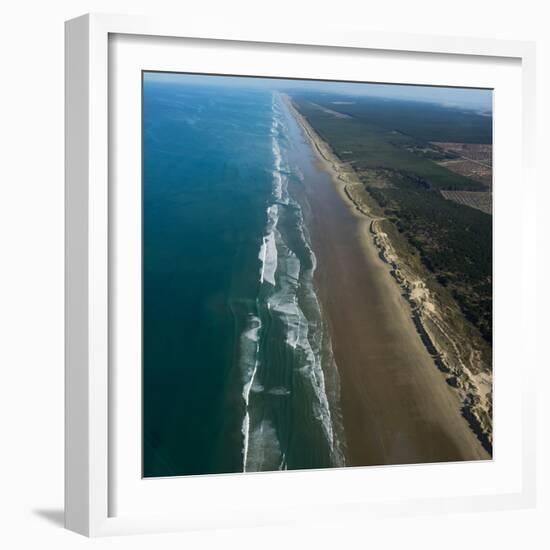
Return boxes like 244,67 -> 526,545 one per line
284,95 -> 490,465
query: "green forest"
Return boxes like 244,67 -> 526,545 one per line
291,93 -> 493,343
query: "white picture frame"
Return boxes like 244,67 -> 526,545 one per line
65,12 -> 537,537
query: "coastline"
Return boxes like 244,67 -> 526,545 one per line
282,93 -> 491,465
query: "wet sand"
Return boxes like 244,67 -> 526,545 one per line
285,96 -> 489,466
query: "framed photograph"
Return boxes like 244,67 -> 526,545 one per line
65,13 -> 537,536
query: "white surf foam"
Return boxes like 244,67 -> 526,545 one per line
244,419 -> 282,473
240,314 -> 262,471
259,231 -> 277,286
265,233 -> 335,451
258,204 -> 279,286
268,387 -> 291,396
241,92 -> 342,472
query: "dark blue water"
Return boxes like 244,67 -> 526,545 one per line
143,74 -> 344,477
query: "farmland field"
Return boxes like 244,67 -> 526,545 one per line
440,190 -> 492,214
433,142 -> 493,188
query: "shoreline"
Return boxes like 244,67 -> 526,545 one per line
282,93 -> 491,465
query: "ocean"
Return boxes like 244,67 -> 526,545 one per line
143,74 -> 344,477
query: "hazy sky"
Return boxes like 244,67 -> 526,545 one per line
144,71 -> 492,112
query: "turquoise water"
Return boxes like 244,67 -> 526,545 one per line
143,74 -> 344,477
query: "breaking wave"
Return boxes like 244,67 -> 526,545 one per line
239,92 -> 345,472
